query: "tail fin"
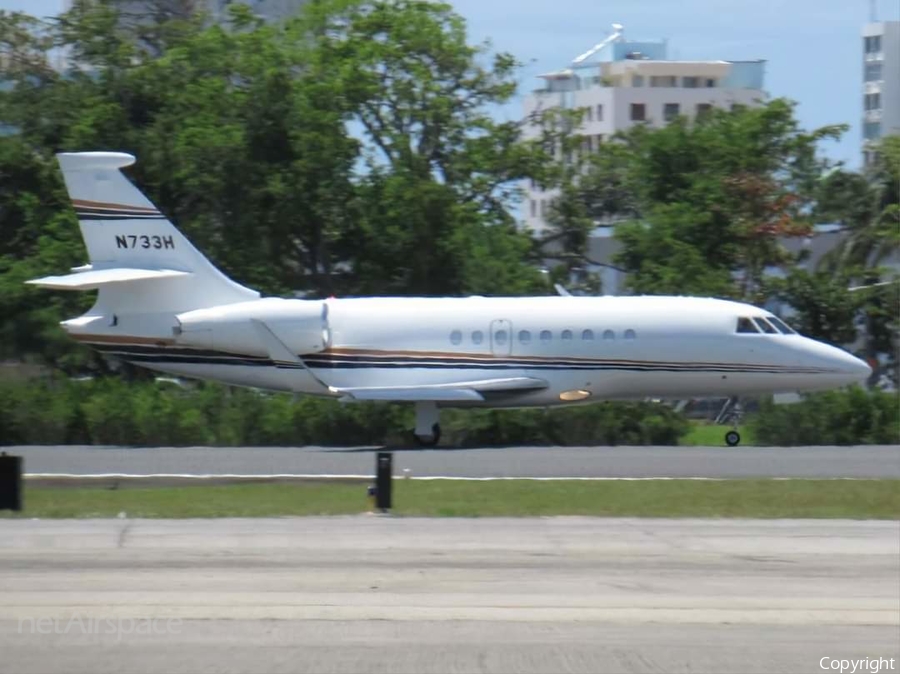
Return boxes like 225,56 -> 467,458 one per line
28,152 -> 258,313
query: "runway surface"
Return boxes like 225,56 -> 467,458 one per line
0,517 -> 898,673
9,444 -> 900,478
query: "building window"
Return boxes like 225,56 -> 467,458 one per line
663,103 -> 680,121
632,75 -> 644,87
705,78 -> 716,87
540,330 -> 552,343
540,200 -> 547,216
865,92 -> 881,111
472,330 -> 484,345
596,104 -> 604,121
450,330 -> 462,345
585,106 -> 593,122
530,200 -> 536,218
630,103 -> 646,121
561,329 -> 573,341
864,62 -> 883,82
581,329 -> 594,341
864,121 -> 881,140
650,75 -> 676,87
696,103 -> 712,117
624,329 -> 636,340
595,134 -> 604,146
682,76 -> 699,88
518,330 -> 531,344
603,329 -> 615,340
864,35 -> 882,54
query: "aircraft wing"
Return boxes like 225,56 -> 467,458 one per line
333,377 -> 548,402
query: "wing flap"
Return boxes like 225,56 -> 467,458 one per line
335,376 -> 547,402
27,267 -> 191,290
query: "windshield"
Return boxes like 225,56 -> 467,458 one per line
766,315 -> 797,335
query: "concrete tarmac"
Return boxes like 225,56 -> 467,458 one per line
0,517 -> 898,673
9,444 -> 900,478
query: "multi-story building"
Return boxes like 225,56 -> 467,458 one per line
521,25 -> 766,236
862,20 -> 900,166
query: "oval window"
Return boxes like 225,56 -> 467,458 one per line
582,329 -> 594,341
540,330 -> 552,342
518,330 -> 531,344
603,329 -> 615,340
561,329 -> 573,341
494,330 -> 508,345
450,330 -> 462,345
472,330 -> 484,345
624,329 -> 636,340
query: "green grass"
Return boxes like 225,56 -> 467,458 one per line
3,479 -> 899,519
682,422 -> 756,446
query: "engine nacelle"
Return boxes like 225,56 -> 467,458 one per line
175,298 -> 329,357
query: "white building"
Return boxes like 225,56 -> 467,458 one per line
862,21 -> 900,166
521,25 -> 766,235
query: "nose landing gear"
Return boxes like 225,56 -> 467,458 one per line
716,396 -> 743,447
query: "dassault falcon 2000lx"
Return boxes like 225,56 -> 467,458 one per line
29,151 -> 871,446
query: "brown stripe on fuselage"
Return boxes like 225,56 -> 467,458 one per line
72,199 -> 160,213
320,347 -> 774,368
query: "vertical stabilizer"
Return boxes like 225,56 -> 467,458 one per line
39,152 -> 259,313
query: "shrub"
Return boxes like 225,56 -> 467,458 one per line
750,387 -> 900,446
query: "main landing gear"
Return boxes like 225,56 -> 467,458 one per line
413,401 -> 441,447
716,396 -> 743,446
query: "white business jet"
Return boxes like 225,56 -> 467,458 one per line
28,152 -> 871,446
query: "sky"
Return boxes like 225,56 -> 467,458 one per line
4,0 -> 900,169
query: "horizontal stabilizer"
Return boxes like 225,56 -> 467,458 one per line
334,376 -> 547,402
27,267 -> 191,290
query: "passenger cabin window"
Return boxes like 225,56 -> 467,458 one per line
518,330 -> 531,344
472,330 -> 484,345
736,317 -> 760,333
561,329 -> 573,341
753,317 -> 778,334
603,329 -> 615,340
766,316 -> 797,335
494,329 -> 508,345
540,330 -> 552,343
582,329 -> 594,341
450,330 -> 462,345
624,329 -> 636,340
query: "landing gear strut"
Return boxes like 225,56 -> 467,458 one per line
413,401 -> 441,447
717,396 -> 743,447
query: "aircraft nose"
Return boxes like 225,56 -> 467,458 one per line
822,344 -> 872,384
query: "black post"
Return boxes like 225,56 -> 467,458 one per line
0,453 -> 22,512
375,451 -> 392,512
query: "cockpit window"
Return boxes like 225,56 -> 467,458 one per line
766,316 -> 797,335
736,317 -> 760,333
752,317 -> 778,334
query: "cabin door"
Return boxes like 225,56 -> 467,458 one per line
490,319 -> 512,357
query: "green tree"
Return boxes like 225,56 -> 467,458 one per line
545,99 -> 844,299
308,0 -> 545,295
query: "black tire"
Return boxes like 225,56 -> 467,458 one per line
413,423 -> 441,447
725,430 -> 741,447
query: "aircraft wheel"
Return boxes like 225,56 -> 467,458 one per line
413,423 -> 441,447
725,430 -> 741,447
